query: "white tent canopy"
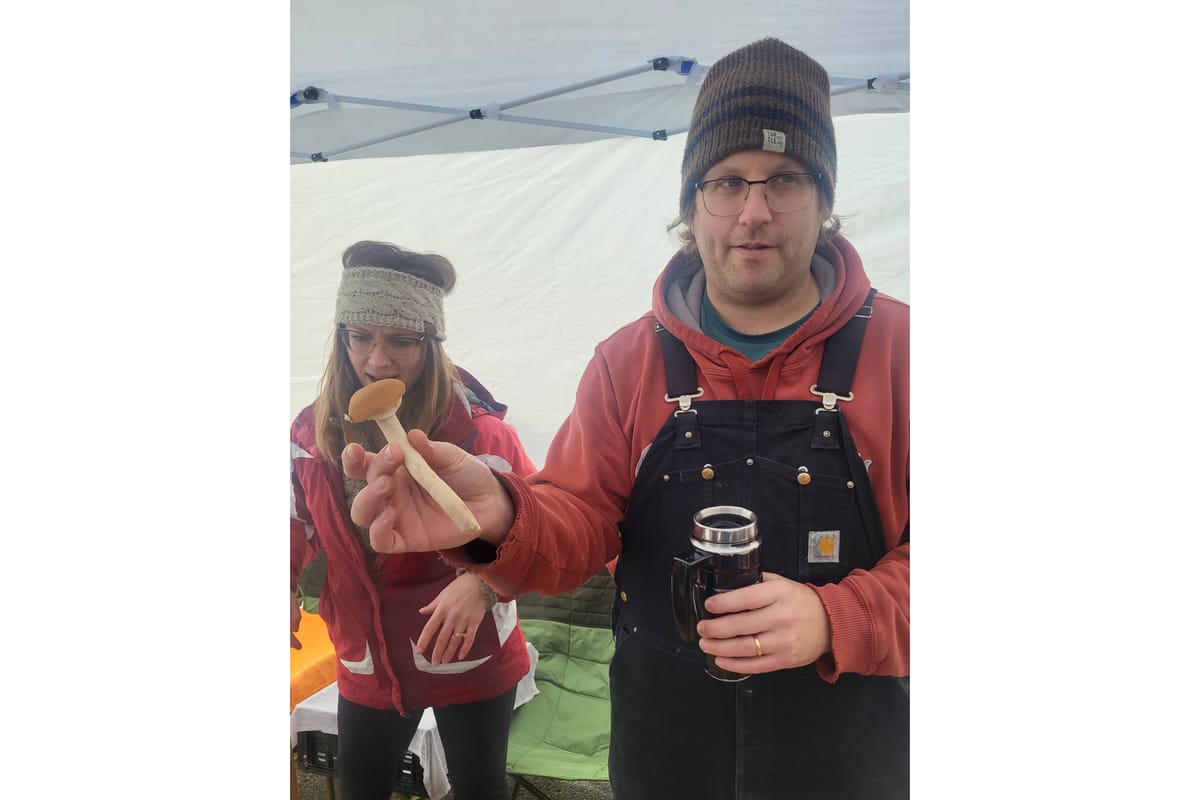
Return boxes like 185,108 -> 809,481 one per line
291,0 -> 908,162
291,1 -> 910,465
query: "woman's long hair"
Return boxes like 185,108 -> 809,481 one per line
313,241 -> 461,464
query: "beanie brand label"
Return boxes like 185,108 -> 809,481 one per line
762,128 -> 786,153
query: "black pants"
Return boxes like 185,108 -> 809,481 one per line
336,687 -> 518,800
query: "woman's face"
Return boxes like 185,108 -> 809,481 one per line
340,323 -> 428,390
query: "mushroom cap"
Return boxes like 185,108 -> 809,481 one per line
347,378 -> 408,422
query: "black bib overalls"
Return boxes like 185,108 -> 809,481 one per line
608,294 -> 909,799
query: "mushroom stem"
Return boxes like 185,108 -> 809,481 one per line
372,415 -> 482,535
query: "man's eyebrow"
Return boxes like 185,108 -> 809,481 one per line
703,160 -> 809,178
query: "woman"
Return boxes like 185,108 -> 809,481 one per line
290,241 -> 537,800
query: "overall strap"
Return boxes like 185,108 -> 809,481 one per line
812,288 -> 877,407
811,287 -> 889,560
654,321 -> 704,450
656,288 -> 879,404
654,321 -> 700,400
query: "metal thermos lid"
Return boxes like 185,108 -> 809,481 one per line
692,505 -> 757,545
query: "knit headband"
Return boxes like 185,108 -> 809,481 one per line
680,38 -> 837,214
334,266 -> 446,340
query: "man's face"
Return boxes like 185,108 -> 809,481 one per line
688,150 -> 825,316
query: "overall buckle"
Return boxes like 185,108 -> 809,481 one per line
810,384 -> 853,412
666,388 -> 705,416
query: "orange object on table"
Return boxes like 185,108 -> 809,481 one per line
290,608 -> 337,712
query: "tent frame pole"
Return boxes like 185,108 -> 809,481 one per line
292,58 -> 698,160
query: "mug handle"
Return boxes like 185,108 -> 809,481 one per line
671,551 -> 711,642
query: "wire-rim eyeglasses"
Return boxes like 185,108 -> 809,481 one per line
694,172 -> 821,216
337,326 -> 427,359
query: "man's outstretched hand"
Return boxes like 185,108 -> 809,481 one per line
343,429 -> 515,554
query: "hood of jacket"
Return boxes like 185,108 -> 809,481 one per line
653,234 -> 871,363
649,234 -> 873,399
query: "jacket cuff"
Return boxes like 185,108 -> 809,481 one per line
811,580 -> 874,682
440,470 -> 533,597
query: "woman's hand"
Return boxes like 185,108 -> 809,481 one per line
695,572 -> 833,674
343,430 -> 516,554
290,590 -> 303,649
415,572 -> 487,665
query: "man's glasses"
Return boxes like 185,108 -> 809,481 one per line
338,327 -> 427,359
694,172 -> 821,217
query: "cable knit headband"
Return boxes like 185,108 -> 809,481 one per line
334,266 -> 446,340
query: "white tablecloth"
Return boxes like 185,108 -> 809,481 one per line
290,643 -> 540,800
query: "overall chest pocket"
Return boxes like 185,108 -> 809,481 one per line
773,460 -> 873,583
656,455 -> 758,558
657,454 -> 872,584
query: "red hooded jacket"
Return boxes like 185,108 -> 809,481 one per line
449,237 -> 909,682
291,369 -> 538,713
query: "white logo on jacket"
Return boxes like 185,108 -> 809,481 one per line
411,645 -> 493,675
410,600 -> 518,675
476,453 -> 514,472
340,642 -> 375,675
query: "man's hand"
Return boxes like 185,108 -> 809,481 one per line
343,429 -> 516,554
695,572 -> 832,674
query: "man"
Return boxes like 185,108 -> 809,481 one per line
345,38 -> 909,799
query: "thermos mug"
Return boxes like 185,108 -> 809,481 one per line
671,505 -> 762,682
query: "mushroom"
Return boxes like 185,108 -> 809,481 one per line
346,379 -> 482,535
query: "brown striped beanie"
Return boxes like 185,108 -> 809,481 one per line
680,38 -> 837,214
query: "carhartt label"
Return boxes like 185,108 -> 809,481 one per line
763,129 -> 786,152
808,530 -> 840,563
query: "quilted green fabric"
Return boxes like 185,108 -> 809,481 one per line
506,571 -> 616,781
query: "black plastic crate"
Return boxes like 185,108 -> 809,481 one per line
296,730 -> 429,797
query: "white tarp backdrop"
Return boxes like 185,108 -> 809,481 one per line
292,1 -> 910,466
